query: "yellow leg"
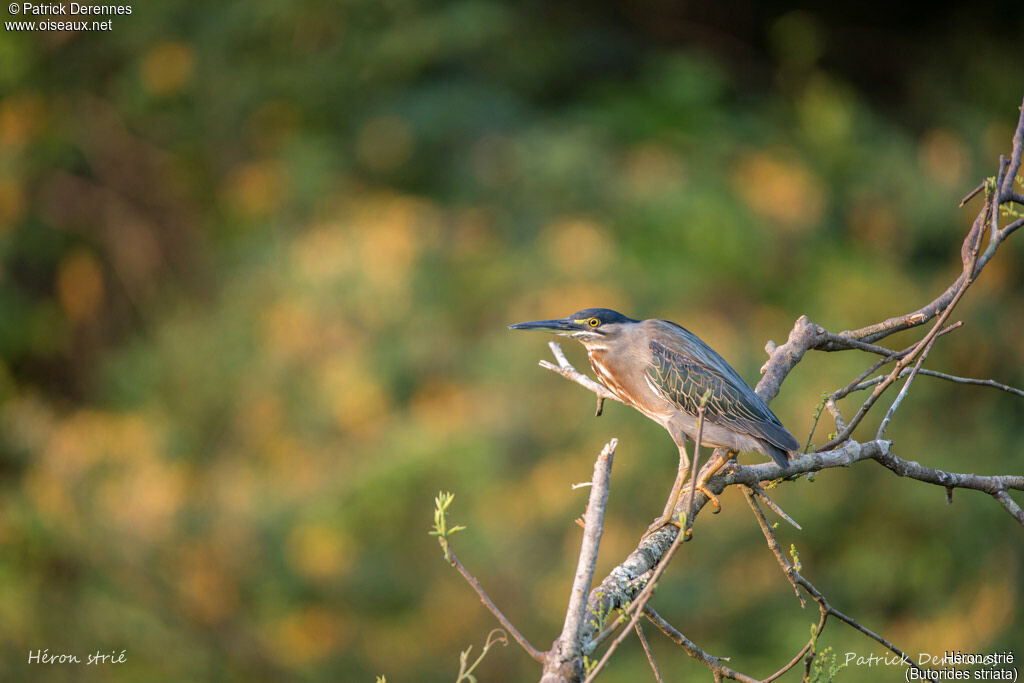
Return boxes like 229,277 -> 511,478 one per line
645,452 -> 732,538
642,447 -> 737,538
694,453 -> 735,512
643,445 -> 690,538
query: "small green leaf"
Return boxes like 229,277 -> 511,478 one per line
430,491 -> 468,562
455,630 -> 507,682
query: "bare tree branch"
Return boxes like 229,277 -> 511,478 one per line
847,367 -> 1024,398
582,470 -> 691,679
876,333 -> 939,439
744,489 -> 937,682
831,94 -> 1024,347
872,448 -> 1024,528
541,440 -> 617,681
633,621 -> 664,683
446,549 -> 545,662
643,606 -> 756,683
994,490 -> 1024,526
442,93 -> 1024,683
960,180 -> 986,206
822,236 -> 980,450
539,341 -> 619,403
578,439 -> 890,650
914,368 -> 1024,396
999,101 -> 1023,198
742,488 -> 803,606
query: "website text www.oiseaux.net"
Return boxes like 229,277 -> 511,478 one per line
5,3 -> 131,32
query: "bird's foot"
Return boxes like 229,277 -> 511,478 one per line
699,484 -> 722,513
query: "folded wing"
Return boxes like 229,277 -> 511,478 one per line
646,333 -> 799,454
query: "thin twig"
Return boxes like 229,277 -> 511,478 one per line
848,367 -> 1024,397
802,396 -> 827,453
822,252 -> 977,450
959,180 -> 985,206
634,621 -> 664,683
824,396 -> 846,433
751,483 -> 802,530
819,595 -> 931,680
762,606 -> 828,683
822,333 -> 897,357
832,322 -> 962,401
643,607 -> 757,683
744,487 -> 936,682
447,550 -> 544,662
743,488 -> 803,605
539,341 -> 618,402
741,491 -> 834,683
876,334 -> 939,439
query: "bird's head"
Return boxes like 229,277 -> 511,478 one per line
508,308 -> 638,347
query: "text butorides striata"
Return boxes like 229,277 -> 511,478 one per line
510,308 -> 799,532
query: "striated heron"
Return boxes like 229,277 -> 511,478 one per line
509,308 -> 798,532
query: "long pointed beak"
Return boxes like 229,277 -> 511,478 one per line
507,318 -> 578,332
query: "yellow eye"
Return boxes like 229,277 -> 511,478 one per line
588,317 -> 600,327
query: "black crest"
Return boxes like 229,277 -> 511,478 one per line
567,308 -> 637,325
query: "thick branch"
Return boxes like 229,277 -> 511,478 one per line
873,447 -> 1024,527
998,94 -> 1024,199
581,408 -> 709,682
757,316 -> 827,403
579,437 -> 1024,643
540,440 -> 617,682
579,439 -> 888,644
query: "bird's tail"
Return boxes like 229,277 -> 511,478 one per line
764,442 -> 792,468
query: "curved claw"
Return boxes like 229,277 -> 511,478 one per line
700,485 -> 722,513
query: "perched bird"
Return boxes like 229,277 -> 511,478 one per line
509,308 -> 798,531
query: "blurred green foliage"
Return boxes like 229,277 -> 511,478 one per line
0,1 -> 1023,681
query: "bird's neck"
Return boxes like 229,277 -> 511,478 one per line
586,346 -> 633,407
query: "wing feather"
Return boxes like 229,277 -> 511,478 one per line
646,332 -> 799,452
